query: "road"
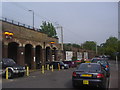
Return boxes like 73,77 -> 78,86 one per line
1,60 -> 119,89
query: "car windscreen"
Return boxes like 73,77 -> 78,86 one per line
63,61 -> 71,64
78,64 -> 101,72
2,59 -> 16,65
60,62 -> 64,65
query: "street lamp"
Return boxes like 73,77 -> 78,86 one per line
28,10 -> 34,29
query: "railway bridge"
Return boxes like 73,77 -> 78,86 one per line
1,18 -> 61,69
0,18 -> 95,69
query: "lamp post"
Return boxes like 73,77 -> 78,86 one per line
28,10 -> 34,29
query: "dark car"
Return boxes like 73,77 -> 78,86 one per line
49,61 -> 69,69
63,61 -> 77,68
91,59 -> 110,77
1,58 -> 26,79
72,63 -> 107,88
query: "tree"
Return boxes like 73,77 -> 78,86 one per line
40,21 -> 58,38
117,40 -> 120,60
63,43 -> 81,51
98,37 -> 118,59
82,41 -> 96,51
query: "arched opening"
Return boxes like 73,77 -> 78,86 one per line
25,44 -> 33,69
52,47 -> 57,61
8,42 -> 19,63
46,47 -> 51,62
35,45 -> 42,69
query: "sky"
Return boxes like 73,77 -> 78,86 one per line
1,1 -> 118,45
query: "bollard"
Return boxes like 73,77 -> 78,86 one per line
51,65 -> 54,72
42,65 -> 44,74
58,63 -> 60,71
26,66 -> 29,76
6,68 -> 8,80
47,64 -> 49,70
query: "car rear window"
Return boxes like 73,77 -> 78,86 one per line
99,60 -> 108,64
78,64 -> 101,72
91,59 -> 100,63
91,59 -> 108,65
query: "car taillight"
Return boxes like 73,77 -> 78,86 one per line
72,72 -> 77,77
97,73 -> 104,78
106,65 -> 109,68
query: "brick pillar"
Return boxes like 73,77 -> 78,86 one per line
17,46 -> 25,66
31,47 -> 36,69
41,49 -> 46,65
49,49 -> 52,62
3,45 -> 8,58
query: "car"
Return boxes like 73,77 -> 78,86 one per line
0,58 -> 26,79
62,61 -> 77,68
49,61 -> 69,69
72,63 -> 107,88
91,58 -> 110,77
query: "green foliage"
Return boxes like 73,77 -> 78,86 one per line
82,41 -> 96,51
117,40 -> 120,60
72,44 -> 81,48
40,21 -> 58,38
63,43 -> 81,51
98,37 -> 118,59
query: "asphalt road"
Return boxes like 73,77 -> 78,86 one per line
1,60 -> 119,89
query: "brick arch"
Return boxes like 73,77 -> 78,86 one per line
45,44 -> 52,49
35,43 -> 43,49
22,41 -> 35,47
52,45 -> 58,50
3,39 -> 22,46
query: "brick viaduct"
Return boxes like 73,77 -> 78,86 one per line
0,18 -> 95,69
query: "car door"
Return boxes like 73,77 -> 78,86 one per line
101,67 -> 107,86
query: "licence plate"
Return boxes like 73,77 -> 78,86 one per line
81,74 -> 92,77
83,80 -> 89,85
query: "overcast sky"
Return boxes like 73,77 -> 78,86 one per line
1,2 -> 118,45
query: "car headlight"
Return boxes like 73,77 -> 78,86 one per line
64,64 -> 68,66
13,67 -> 18,70
23,67 -> 25,70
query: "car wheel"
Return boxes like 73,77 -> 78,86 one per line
107,73 -> 110,77
61,66 -> 64,69
72,82 -> 77,88
19,72 -> 25,77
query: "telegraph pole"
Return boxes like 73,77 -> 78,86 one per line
61,26 -> 63,51
55,25 -> 64,61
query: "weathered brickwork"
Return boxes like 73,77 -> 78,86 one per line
1,20 -> 95,69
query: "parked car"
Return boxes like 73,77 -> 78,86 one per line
49,61 -> 69,69
72,63 -> 107,88
91,58 -> 110,77
1,58 -> 26,79
62,61 -> 77,68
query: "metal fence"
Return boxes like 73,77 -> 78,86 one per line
0,17 -> 41,32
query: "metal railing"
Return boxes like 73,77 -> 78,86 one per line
0,17 -> 41,32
